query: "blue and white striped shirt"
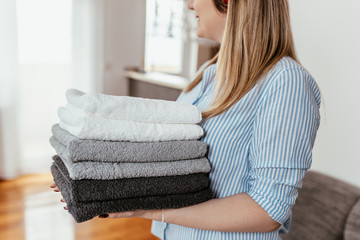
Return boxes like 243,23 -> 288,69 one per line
151,57 -> 321,240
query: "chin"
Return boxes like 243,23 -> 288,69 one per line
196,30 -> 206,39
196,33 -> 218,42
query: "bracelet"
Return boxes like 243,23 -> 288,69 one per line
161,209 -> 165,223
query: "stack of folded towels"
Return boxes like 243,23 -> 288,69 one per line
50,89 -> 213,223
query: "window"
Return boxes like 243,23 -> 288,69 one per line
144,0 -> 219,80
145,0 -> 185,74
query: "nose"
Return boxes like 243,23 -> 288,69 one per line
187,0 -> 194,10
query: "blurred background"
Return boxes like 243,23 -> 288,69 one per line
0,0 -> 359,239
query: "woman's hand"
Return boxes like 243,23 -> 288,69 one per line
100,209 -> 162,220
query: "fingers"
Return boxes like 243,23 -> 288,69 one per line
51,182 -> 67,211
50,182 -> 60,192
61,199 -> 67,210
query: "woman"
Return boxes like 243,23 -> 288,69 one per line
52,0 -> 321,239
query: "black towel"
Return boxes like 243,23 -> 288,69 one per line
52,164 -> 214,223
52,156 -> 210,202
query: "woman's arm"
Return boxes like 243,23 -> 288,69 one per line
106,193 -> 280,233
52,181 -> 279,232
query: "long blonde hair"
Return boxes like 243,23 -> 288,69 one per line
185,0 -> 298,119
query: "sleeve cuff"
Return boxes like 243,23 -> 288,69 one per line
247,189 -> 292,224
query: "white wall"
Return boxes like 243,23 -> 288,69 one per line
289,0 -> 360,187
102,0 -> 146,96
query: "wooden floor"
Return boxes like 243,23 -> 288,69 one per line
0,173 -> 160,240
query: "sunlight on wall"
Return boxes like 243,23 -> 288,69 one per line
16,0 -> 72,174
16,0 -> 72,64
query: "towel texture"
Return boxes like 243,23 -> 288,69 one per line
66,88 -> 202,123
52,164 -> 214,223
54,155 -> 212,180
58,107 -> 204,142
52,158 -> 210,202
50,124 -> 208,163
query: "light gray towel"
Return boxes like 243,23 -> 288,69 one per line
55,155 -> 212,180
50,124 -> 208,163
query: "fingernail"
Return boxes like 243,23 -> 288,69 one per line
98,214 -> 109,218
64,206 -> 68,210
60,199 -> 65,202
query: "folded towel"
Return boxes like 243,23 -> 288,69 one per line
58,107 -> 204,142
53,155 -> 211,180
50,124 -> 208,163
52,157 -> 210,202
52,165 -> 213,223
66,88 -> 202,123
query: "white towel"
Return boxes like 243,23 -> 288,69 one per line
66,88 -> 202,124
58,107 -> 204,142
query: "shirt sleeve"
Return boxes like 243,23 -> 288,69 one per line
246,67 -> 321,224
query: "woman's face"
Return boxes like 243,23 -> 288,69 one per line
187,0 -> 227,43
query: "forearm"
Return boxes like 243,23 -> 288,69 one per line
144,193 -> 280,233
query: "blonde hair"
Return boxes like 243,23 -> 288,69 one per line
185,0 -> 298,119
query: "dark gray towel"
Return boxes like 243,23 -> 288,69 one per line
52,156 -> 210,202
50,124 -> 208,163
52,163 -> 214,223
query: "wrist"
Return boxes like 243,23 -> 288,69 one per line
141,209 -> 162,221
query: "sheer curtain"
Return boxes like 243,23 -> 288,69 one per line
0,0 -> 21,179
0,0 -> 104,180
